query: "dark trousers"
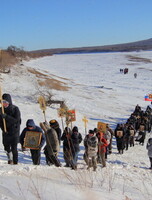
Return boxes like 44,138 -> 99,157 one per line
4,143 -> 18,164
30,149 -> 41,165
44,148 -> 61,167
149,157 -> 152,168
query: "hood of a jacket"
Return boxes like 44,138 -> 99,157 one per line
2,93 -> 12,105
26,119 -> 36,128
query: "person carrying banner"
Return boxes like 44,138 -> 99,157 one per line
70,126 -> 82,170
40,121 -> 61,167
61,127 -> 73,167
20,119 -> 45,165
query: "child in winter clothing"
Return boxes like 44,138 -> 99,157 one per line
146,138 -> 152,169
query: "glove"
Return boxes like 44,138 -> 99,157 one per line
1,113 -> 7,119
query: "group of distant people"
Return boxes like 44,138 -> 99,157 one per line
0,93 -> 152,170
120,68 -> 129,74
114,103 -> 152,168
119,68 -> 137,78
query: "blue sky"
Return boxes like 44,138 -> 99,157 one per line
0,0 -> 152,51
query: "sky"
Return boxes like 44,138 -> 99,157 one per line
0,51 -> 152,199
0,0 -> 152,51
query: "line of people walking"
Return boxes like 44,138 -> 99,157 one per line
0,93 -> 151,170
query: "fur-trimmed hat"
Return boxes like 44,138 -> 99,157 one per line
49,119 -> 59,129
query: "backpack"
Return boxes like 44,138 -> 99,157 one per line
87,136 -> 97,148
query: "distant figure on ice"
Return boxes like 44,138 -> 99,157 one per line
0,93 -> 21,165
120,68 -> 123,73
124,68 -> 128,74
134,73 -> 137,78
146,138 -> 152,169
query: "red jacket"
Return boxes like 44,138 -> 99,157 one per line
97,132 -> 108,153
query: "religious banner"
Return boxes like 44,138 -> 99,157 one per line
116,130 -> 123,138
23,131 -> 42,149
97,121 -> 107,133
67,110 -> 76,122
139,125 -> 145,131
57,108 -> 66,118
38,96 -> 46,111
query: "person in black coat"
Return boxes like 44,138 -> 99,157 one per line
0,93 -> 21,164
70,126 -> 82,170
61,127 -> 73,167
20,119 -> 45,165
115,124 -> 125,154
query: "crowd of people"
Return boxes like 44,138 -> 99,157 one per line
0,93 -> 152,171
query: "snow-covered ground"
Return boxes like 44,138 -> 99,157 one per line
0,51 -> 152,200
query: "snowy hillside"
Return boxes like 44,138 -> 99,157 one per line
0,51 -> 152,200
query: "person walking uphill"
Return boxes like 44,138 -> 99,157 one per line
146,138 -> 152,169
0,93 -> 21,164
71,126 -> 82,170
20,119 -> 45,165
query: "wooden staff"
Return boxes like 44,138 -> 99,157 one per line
57,107 -> 65,131
38,96 -> 47,122
0,86 -> 7,132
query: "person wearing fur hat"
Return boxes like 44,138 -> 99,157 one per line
20,119 -> 45,165
49,119 -> 61,144
0,93 -> 21,164
70,126 -> 82,170
146,138 -> 152,169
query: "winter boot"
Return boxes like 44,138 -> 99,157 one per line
7,152 -> 13,164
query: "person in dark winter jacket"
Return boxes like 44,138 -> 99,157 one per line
115,124 -> 125,154
41,121 -> 61,167
49,119 -> 61,144
0,93 -> 21,164
135,121 -> 146,145
70,126 -> 82,170
61,127 -> 73,167
146,138 -> 152,169
20,119 -> 45,165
